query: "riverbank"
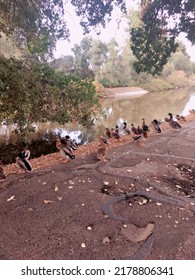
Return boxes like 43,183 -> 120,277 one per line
0,112 -> 195,260
3,112 -> 195,176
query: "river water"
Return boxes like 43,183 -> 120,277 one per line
0,86 -> 194,146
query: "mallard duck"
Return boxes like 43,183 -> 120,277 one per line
61,135 -> 77,150
105,128 -> 112,138
132,134 -> 145,147
136,125 -> 143,135
98,135 -> 109,144
96,138 -> 108,161
16,145 -> 32,171
151,119 -> 161,133
123,122 -> 131,134
0,160 -> 6,180
110,128 -> 121,139
115,125 -> 119,134
141,118 -> 149,138
175,115 -> 186,122
130,124 -> 137,134
56,138 -> 75,161
166,113 -> 182,129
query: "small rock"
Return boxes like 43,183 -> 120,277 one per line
87,226 -> 92,230
81,243 -> 86,248
102,237 -> 111,245
54,186 -> 59,192
69,180 -> 74,185
156,202 -> 162,206
7,195 -> 15,202
43,200 -> 52,204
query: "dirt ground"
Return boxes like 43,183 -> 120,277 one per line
0,113 -> 195,260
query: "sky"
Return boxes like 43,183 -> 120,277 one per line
54,1 -> 195,62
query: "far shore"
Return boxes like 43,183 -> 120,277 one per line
104,86 -> 148,98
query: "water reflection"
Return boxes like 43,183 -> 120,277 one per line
0,87 -> 194,145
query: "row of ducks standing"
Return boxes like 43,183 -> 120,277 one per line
0,111 -> 191,178
96,112 -> 186,161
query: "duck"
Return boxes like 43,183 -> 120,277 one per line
123,122 -> 131,134
132,134 -> 145,147
141,118 -> 149,138
61,135 -> 77,150
110,128 -> 121,139
136,125 -> 143,135
175,115 -> 186,122
115,125 -> 119,134
96,137 -> 109,161
166,113 -> 182,130
131,125 -> 145,146
130,124 -> 137,134
98,135 -> 109,145
56,138 -> 75,161
0,160 -> 6,180
151,119 -> 161,133
15,144 -> 32,171
105,128 -> 112,138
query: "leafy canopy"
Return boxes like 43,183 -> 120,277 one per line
0,55 -> 100,136
130,0 -> 195,75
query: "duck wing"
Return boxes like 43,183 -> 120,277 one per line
169,120 -> 181,129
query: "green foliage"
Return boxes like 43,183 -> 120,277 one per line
131,23 -> 178,75
130,0 -> 195,75
71,37 -> 94,79
0,56 -> 100,137
70,0 -> 126,34
0,0 -> 69,58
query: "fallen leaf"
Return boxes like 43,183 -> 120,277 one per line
43,200 -> 52,204
7,195 -> 15,202
127,169 -> 132,172
54,186 -> 59,192
102,236 -> 111,245
87,226 -> 92,230
81,243 -> 86,248
68,180 -> 75,185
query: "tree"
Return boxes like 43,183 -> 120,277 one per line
70,0 -> 126,34
0,56 -> 100,137
100,38 -> 121,87
89,39 -> 108,81
0,0 -> 69,58
162,41 -> 193,77
71,37 -> 94,78
0,0 -> 127,59
130,0 -> 195,75
51,55 -> 74,74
